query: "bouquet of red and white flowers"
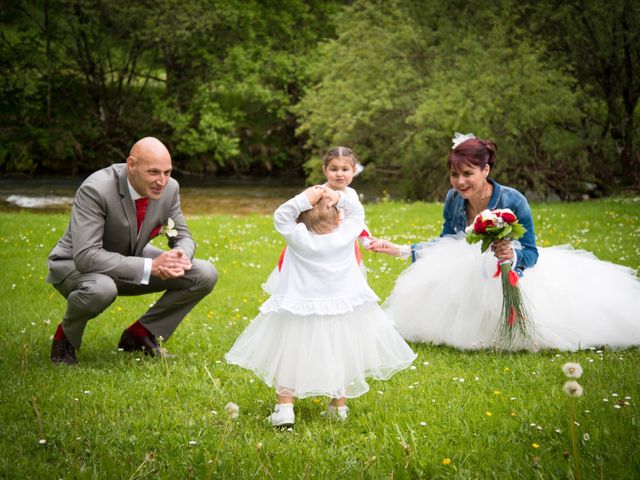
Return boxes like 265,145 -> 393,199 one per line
465,209 -> 532,346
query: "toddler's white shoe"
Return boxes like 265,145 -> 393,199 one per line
321,405 -> 348,421
269,403 -> 294,428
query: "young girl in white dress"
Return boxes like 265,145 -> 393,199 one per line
263,147 -> 371,293
370,134 -> 640,351
226,186 -> 416,427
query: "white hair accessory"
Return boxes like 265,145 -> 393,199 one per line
451,132 -> 476,150
354,162 -> 364,176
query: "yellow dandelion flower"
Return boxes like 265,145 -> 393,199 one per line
442,458 -> 451,465
494,390 -> 501,395
485,411 -> 492,417
510,411 -> 517,417
532,443 -> 540,449
503,367 -> 510,372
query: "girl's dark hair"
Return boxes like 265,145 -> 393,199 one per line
447,138 -> 497,171
323,146 -> 358,167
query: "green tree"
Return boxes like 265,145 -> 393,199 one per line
0,0 -> 344,175
522,0 -> 640,187
296,0 -> 584,199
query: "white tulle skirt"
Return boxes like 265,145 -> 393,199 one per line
225,302 -> 417,399
385,236 -> 640,351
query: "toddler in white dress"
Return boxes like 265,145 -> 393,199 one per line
263,146 -> 371,293
225,186 -> 416,427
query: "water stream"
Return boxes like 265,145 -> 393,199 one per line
0,176 -> 308,215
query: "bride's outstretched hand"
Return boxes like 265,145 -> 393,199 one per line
368,239 -> 401,256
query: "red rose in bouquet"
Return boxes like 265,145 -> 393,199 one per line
466,208 -> 532,347
473,215 -> 495,234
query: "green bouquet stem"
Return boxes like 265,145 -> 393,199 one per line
496,261 -> 533,348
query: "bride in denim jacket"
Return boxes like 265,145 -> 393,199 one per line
370,134 -> 640,351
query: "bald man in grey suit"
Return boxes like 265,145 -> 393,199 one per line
47,137 -> 217,364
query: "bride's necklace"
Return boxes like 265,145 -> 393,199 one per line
466,183 -> 490,224
467,201 -> 487,224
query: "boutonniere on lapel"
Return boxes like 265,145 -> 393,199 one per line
150,218 -> 178,239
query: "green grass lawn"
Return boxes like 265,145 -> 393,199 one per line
1,198 -> 639,479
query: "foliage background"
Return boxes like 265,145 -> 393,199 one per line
1,0 -> 639,198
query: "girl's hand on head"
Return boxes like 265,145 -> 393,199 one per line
304,185 -> 325,205
492,239 -> 514,262
323,188 -> 340,207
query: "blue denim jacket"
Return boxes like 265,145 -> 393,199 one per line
412,179 -> 539,275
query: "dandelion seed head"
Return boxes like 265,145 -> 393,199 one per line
38,439 -> 46,445
225,402 -> 240,419
563,381 -> 583,397
562,362 -> 583,378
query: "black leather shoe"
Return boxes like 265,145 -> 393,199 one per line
118,329 -> 167,357
51,337 -> 77,365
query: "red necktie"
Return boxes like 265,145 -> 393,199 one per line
135,197 -> 149,233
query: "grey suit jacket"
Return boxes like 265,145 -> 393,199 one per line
47,163 -> 196,285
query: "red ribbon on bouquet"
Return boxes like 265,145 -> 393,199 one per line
493,262 -> 519,286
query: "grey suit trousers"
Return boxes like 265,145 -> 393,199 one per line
54,257 -> 217,349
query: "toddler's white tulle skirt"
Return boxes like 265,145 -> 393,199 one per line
225,302 -> 417,399
385,236 -> 640,351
